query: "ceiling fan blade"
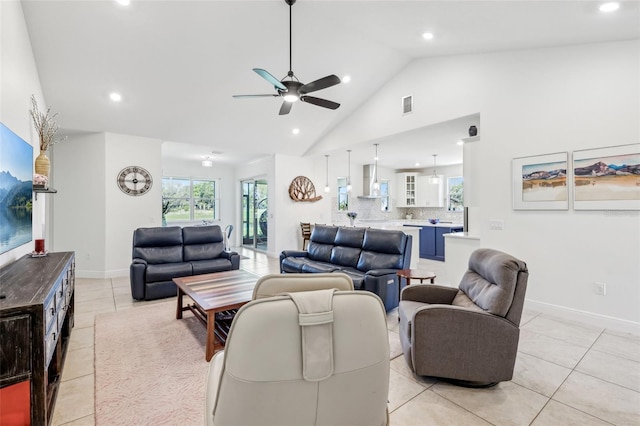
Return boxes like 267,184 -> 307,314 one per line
279,101 -> 293,115
233,94 -> 279,98
300,75 -> 341,94
300,96 -> 340,110
253,68 -> 287,91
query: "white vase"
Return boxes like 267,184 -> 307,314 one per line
349,218 -> 355,226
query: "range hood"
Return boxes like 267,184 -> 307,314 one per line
357,164 -> 383,199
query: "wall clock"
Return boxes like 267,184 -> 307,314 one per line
117,166 -> 153,196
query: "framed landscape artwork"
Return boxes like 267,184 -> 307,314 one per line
512,152 -> 569,210
0,123 -> 33,254
573,144 -> 640,210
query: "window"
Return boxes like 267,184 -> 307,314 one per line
337,177 -> 348,211
162,177 -> 220,223
447,176 -> 464,211
380,180 -> 390,212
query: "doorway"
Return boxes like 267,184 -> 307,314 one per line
241,179 -> 268,251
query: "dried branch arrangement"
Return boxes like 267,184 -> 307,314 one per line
29,94 -> 67,151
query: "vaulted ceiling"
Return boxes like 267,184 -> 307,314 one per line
21,0 -> 639,168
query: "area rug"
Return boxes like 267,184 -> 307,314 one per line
95,300 -> 402,425
94,301 -> 209,425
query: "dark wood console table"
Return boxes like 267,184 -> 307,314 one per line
0,252 -> 75,425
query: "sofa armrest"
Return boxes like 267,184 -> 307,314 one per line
220,251 -> 241,270
401,284 -> 458,305
365,269 -> 400,277
130,259 -> 148,300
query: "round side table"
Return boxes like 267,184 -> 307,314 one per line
397,269 -> 436,306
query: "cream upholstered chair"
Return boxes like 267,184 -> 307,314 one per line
205,274 -> 389,426
251,272 -> 353,299
399,248 -> 529,386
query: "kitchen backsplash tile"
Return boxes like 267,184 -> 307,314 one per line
329,197 -> 463,224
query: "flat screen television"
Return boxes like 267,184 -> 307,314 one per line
0,123 -> 33,255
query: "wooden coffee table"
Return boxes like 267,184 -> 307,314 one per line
174,269 -> 259,361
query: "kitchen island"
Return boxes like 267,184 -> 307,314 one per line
358,220 -> 463,262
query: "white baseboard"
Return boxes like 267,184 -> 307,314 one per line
526,298 -> 640,335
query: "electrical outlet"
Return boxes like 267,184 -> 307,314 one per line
489,220 -> 504,230
595,282 -> 607,296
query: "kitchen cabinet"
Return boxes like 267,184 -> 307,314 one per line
396,173 -> 418,207
418,225 -> 463,261
418,175 -> 444,207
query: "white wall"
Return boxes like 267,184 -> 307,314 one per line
317,40 -> 640,325
0,1 -> 47,267
104,133 -> 162,276
52,132 -> 162,277
51,133 -> 106,274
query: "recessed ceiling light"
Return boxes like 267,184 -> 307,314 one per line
115,0 -> 131,6
292,128 -> 300,135
599,2 -> 620,12
422,32 -> 434,40
109,92 -> 122,102
415,162 -> 421,167
342,75 -> 351,84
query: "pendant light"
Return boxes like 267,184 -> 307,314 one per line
324,155 -> 330,193
372,143 -> 380,191
202,157 -> 213,167
346,150 -> 352,192
428,154 -> 441,184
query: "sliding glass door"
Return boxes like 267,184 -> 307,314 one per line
241,179 -> 268,251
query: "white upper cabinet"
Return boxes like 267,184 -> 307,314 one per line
396,173 -> 444,207
418,175 -> 444,207
395,173 -> 418,207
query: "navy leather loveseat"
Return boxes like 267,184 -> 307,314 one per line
280,225 -> 412,310
130,225 -> 240,301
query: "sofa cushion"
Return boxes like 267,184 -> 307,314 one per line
133,226 -> 184,264
146,262 -> 192,283
307,242 -> 333,263
310,225 -> 338,244
184,242 -> 225,261
183,225 -> 226,261
281,257 -> 311,273
362,228 -> 407,254
356,251 -> 403,272
191,259 -> 233,275
330,246 -> 361,268
334,227 -> 365,248
134,226 -> 183,247
334,267 -> 365,290
134,246 -> 184,264
301,262 -> 340,273
182,225 -> 224,244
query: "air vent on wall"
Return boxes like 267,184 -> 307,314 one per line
402,95 -> 413,114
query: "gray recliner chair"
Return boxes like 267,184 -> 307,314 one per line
206,274 -> 390,426
399,248 -> 529,386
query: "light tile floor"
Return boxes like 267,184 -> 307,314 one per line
52,248 -> 640,425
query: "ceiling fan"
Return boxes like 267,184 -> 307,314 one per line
233,0 -> 341,116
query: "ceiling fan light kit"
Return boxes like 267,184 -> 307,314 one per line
233,0 -> 341,115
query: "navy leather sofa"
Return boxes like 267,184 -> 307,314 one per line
280,225 -> 412,310
130,225 -> 240,301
